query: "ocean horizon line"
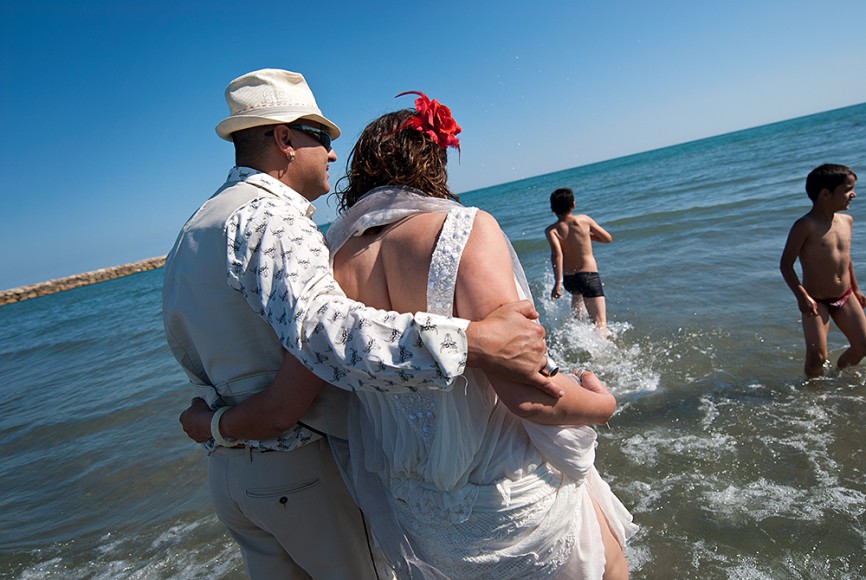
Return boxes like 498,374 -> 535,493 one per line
454,100 -> 866,197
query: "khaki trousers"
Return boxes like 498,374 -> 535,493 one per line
208,439 -> 382,579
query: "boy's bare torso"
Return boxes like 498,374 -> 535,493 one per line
797,212 -> 853,299
546,214 -> 599,274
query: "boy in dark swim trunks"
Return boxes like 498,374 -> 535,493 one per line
545,187 -> 613,337
780,163 -> 866,377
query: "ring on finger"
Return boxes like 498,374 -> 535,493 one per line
543,356 -> 559,377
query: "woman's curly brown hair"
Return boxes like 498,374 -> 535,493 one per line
334,110 -> 458,211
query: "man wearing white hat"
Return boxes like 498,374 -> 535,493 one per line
163,68 -> 555,578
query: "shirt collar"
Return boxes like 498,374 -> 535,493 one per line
226,166 -> 316,219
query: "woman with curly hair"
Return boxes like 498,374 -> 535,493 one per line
322,93 -> 636,579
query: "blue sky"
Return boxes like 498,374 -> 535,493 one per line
2,0 -> 865,290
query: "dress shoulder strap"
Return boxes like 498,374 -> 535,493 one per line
426,207 -> 478,316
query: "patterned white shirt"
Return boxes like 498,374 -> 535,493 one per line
225,166 -> 469,393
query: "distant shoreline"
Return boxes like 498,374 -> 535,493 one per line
0,257 -> 166,306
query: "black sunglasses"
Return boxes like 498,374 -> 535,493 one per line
265,124 -> 332,151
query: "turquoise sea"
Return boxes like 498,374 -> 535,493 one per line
2,102 -> 866,578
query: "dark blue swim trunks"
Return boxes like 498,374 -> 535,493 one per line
562,272 -> 604,298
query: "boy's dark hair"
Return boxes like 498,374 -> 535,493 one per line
805,163 -> 857,201
550,187 -> 575,215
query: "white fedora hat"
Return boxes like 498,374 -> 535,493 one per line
215,68 -> 341,141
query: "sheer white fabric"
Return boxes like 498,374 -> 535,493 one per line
327,186 -> 637,579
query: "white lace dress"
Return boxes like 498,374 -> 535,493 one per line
326,187 -> 637,579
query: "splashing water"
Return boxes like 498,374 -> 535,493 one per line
535,271 -> 659,403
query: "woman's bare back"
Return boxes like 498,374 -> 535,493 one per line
332,213 -> 448,312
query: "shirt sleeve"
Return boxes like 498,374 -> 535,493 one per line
225,198 -> 468,392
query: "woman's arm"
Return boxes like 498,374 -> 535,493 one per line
179,350 -> 324,443
505,368 -> 615,425
455,211 -> 615,426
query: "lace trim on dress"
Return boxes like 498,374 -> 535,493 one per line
427,207 -> 477,315
392,392 -> 438,446
393,207 -> 477,449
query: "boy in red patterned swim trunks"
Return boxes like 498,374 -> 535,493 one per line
780,163 -> 866,377
545,187 -> 613,337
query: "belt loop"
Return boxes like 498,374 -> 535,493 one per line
246,445 -> 253,463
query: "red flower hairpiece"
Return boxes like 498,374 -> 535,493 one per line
395,91 -> 461,153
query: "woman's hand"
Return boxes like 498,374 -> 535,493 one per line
179,397 -> 215,443
573,369 -> 610,396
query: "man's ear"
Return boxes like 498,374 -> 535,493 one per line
273,125 -> 294,152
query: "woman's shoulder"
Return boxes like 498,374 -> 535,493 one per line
445,206 -> 496,229
462,208 -> 505,243
383,211 -> 450,254
383,206 -> 503,255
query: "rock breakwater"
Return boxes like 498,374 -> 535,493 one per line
0,256 -> 166,306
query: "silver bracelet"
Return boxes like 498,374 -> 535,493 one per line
210,406 -> 238,447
